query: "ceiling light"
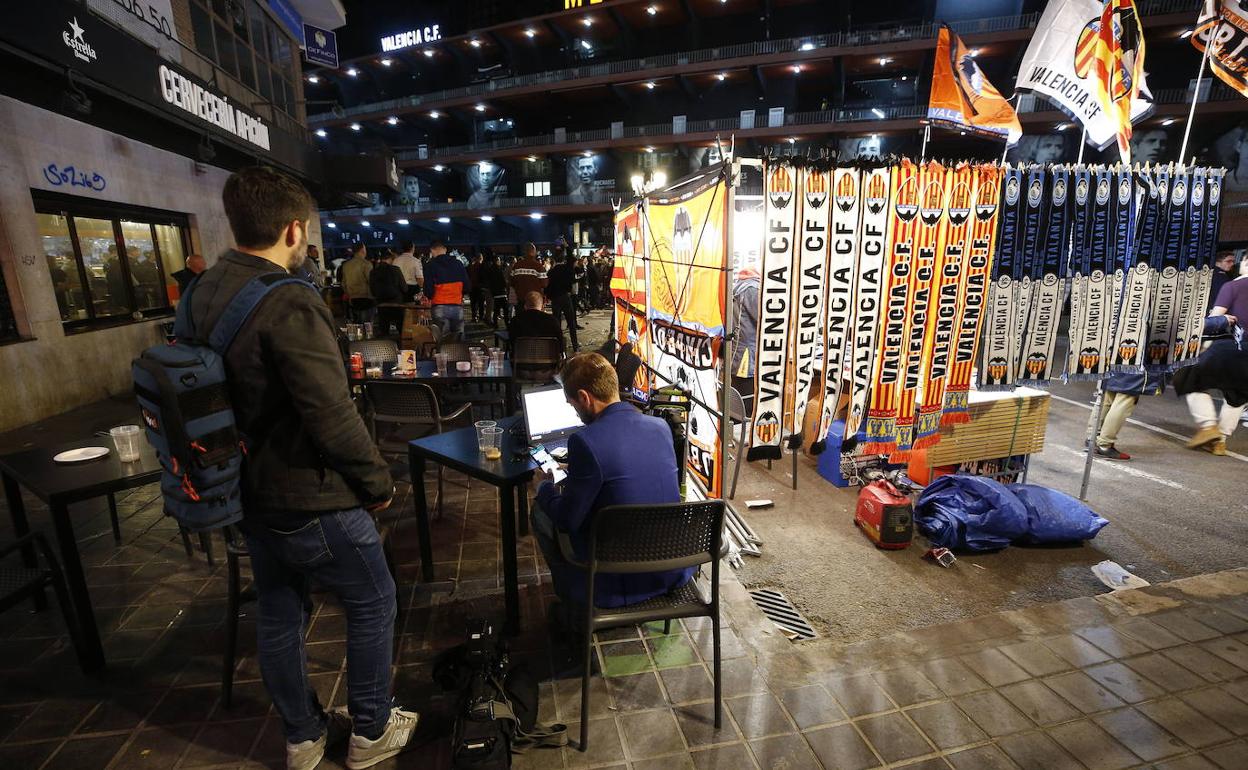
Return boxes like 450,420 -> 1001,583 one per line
645,146 -> 654,153
315,128 -> 327,138
346,67 -> 359,77
791,65 -> 801,73
470,39 -> 482,48
582,18 -> 593,27
527,155 -> 538,162
871,108 -> 885,118
1162,117 -> 1178,126
360,220 -> 370,227
1056,122 -> 1070,131
581,40 -> 593,50
716,72 -> 726,81
647,5 -> 658,15
326,222 -> 336,228
350,122 -> 361,131
429,110 -> 440,119
529,212 -> 544,220
1181,29 -> 1194,39
646,81 -> 656,89
423,48 -> 434,57
397,218 -> 410,225
475,103 -> 486,111
878,57 -> 891,66
438,216 -> 451,223
652,171 -> 667,187
583,150 -> 593,157
525,28 -> 536,38
967,49 -> 980,58
387,116 -> 399,125
788,137 -> 796,144
800,42 -> 815,51
380,58 -> 393,66
960,130 -> 966,135
307,75 -> 320,83
433,164 -> 445,171
901,75 -> 909,81
481,215 -> 494,222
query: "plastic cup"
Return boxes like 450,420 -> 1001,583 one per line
110,425 -> 143,462
434,352 -> 449,375
475,420 -> 497,452
480,426 -> 504,460
490,351 -> 505,370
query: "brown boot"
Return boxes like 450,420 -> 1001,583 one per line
1186,425 -> 1222,450
1211,438 -> 1228,456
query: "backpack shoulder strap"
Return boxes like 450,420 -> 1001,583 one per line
207,274 -> 317,355
172,274 -> 203,340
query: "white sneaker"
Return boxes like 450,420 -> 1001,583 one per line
346,708 -> 420,769
286,709 -> 353,770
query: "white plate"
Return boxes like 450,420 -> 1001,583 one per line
53,446 -> 111,464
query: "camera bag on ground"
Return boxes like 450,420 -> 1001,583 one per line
434,622 -> 567,768
131,273 -> 315,531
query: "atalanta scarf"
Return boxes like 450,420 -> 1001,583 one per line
862,160 -> 921,455
843,165 -> 891,445
944,164 -> 1001,423
1111,165 -> 1157,372
980,164 -> 1029,391
1018,165 -> 1071,386
811,165 -> 860,454
1145,165 -> 1189,372
1066,166 -> 1106,380
1185,169 -> 1224,361
1171,167 -> 1205,366
789,163 -> 829,446
750,160 -> 798,460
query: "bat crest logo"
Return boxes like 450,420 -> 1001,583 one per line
919,180 -> 944,226
975,177 -> 998,220
895,177 -> 919,222
1078,347 -> 1100,372
806,170 -> 829,209
1117,339 -> 1139,362
987,357 -> 1009,383
948,182 -> 972,226
1147,339 -> 1169,363
866,173 -> 889,214
755,411 -> 780,445
1025,353 -> 1047,377
768,166 -> 793,209
833,172 -> 856,213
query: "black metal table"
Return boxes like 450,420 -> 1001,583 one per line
350,360 -> 516,413
407,416 -> 537,632
0,441 -> 162,672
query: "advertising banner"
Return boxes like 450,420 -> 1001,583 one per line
611,203 -> 647,311
791,165 -> 830,445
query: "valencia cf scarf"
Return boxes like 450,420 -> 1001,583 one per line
789,164 -> 829,446
1172,168 -> 1205,365
980,164 -> 1028,391
1018,165 -> 1071,386
892,161 -> 948,462
862,160 -> 921,455
1111,165 -> 1158,372
1066,166 -> 1106,381
1185,169 -> 1224,361
812,165 -> 860,454
913,164 -> 975,450
944,164 -> 1001,423
750,160 -> 798,461
843,166 -> 891,445
1145,165 -> 1189,372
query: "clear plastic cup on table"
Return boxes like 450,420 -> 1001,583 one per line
474,420 -> 498,452
490,351 -> 505,371
109,425 -> 143,462
434,352 -> 449,375
480,426 -> 504,460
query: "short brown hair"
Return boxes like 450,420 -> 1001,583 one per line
222,166 -> 314,249
523,291 -> 543,309
560,352 -> 618,402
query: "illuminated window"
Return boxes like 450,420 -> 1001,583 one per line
525,181 -> 551,197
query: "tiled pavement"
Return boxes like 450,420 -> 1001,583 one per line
2,463 -> 1248,769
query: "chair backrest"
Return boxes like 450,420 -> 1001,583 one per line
728,387 -> 748,422
349,339 -> 399,365
513,336 -> 562,366
438,341 -> 486,363
588,500 -> 725,574
364,381 -> 440,425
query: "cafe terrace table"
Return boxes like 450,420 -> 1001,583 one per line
0,441 -> 162,672
407,416 -> 537,633
349,359 -> 517,414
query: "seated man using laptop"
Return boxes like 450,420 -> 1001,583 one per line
529,353 -> 693,610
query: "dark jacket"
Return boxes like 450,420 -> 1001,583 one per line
1209,267 -> 1236,312
369,262 -> 408,303
536,401 -> 690,608
480,262 -> 507,296
509,308 -> 561,341
187,250 -> 392,526
173,267 -> 198,294
731,276 -> 760,377
545,263 -> 575,300
424,253 -> 471,305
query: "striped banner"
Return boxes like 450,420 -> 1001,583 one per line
980,165 -> 1028,391
812,165 -> 860,454
750,160 -> 799,461
790,164 -> 830,445
862,160 -> 922,455
944,164 -> 1001,423
1018,165 -> 1072,386
844,166 -> 892,442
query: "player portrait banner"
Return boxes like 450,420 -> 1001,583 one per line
1015,0 -> 1153,152
611,202 -> 647,310
979,165 -> 1029,391
645,177 -> 728,496
862,160 -> 921,455
750,161 -> 798,461
892,161 -> 949,462
789,164 -> 829,446
1193,1 -> 1248,100
944,164 -> 1001,422
843,165 -> 891,443
812,164 -> 859,454
1018,166 -> 1071,386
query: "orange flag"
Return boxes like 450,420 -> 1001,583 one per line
927,25 -> 1022,145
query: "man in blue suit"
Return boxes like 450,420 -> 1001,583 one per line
533,353 -> 692,609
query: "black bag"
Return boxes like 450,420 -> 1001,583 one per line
435,622 -> 566,769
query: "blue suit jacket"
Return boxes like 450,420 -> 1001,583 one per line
536,401 -> 692,608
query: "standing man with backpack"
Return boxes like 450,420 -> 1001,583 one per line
187,167 -> 417,770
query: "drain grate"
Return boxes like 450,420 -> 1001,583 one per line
748,588 -> 818,642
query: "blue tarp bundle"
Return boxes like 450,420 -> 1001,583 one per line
914,475 -> 1107,552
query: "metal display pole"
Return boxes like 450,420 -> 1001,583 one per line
1179,39 -> 1214,165
722,157 -> 750,502
1079,382 -> 1105,501
920,124 -> 931,163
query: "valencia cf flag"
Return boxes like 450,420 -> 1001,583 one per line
927,25 -> 1022,145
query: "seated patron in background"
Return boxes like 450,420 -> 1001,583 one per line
369,252 -> 409,336
173,253 -> 206,294
509,291 -> 561,344
531,353 -> 691,611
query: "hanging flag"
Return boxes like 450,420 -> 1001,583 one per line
751,160 -> 799,461
1193,1 -> 1248,99
789,164 -> 830,445
1016,0 -> 1153,152
843,165 -> 891,444
944,164 -> 1001,422
980,165 -> 1027,391
812,164 -> 859,454
927,25 -> 1022,145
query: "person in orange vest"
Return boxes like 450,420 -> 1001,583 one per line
423,240 -> 470,340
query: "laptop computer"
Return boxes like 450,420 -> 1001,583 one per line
522,384 -> 584,452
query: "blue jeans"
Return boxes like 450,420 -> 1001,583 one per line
431,304 -> 464,340
244,508 -> 397,743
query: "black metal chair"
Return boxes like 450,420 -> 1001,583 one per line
348,339 -> 400,367
436,341 -> 488,364
0,532 -> 85,671
558,500 -> 727,751
512,336 -> 563,385
727,387 -> 753,499
365,381 -> 472,517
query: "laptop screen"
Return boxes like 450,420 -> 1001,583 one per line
523,385 -> 584,443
